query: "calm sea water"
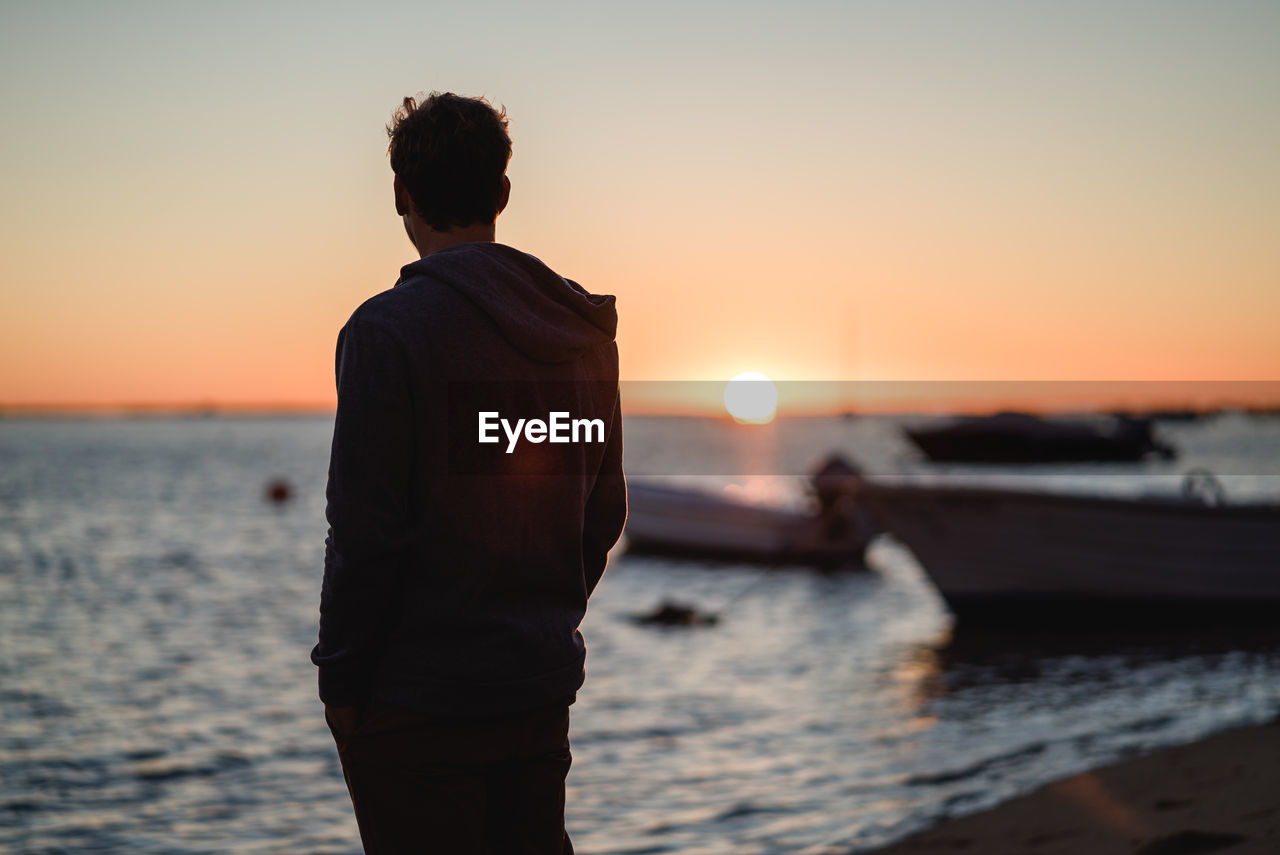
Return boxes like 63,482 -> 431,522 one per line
2,413 -> 1279,854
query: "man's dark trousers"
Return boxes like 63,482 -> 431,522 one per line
327,701 -> 576,854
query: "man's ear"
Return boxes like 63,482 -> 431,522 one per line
394,174 -> 412,216
496,175 -> 511,215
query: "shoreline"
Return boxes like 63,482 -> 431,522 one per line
866,718 -> 1280,854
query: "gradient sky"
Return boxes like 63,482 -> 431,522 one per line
1,1 -> 1277,410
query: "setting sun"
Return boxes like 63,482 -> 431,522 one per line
723,372 -> 778,424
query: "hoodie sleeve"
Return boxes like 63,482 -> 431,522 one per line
583,395 -> 627,596
311,314 -> 415,707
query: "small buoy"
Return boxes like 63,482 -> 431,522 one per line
265,478 -> 294,504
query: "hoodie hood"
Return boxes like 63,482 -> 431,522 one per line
397,242 -> 616,364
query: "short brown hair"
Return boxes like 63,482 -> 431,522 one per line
387,92 -> 512,232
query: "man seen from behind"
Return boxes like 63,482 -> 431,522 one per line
312,91 -> 627,854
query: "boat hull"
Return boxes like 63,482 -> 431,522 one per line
857,482 -> 1280,616
624,482 -> 867,568
904,414 -> 1173,463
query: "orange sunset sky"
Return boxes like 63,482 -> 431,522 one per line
1,2 -> 1278,414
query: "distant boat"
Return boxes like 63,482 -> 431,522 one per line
855,474 -> 1280,622
903,412 -> 1175,463
624,474 -> 872,569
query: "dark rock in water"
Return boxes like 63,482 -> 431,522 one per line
632,600 -> 719,627
264,478 -> 294,504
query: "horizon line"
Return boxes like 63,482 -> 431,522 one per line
3,396 -> 1279,419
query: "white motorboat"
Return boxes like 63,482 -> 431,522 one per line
623,479 -> 871,569
855,474 -> 1280,621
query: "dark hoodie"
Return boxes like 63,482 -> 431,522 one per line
311,242 -> 626,718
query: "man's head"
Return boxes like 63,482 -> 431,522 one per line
387,92 -> 512,235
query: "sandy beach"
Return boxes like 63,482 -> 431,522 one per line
869,718 -> 1280,855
